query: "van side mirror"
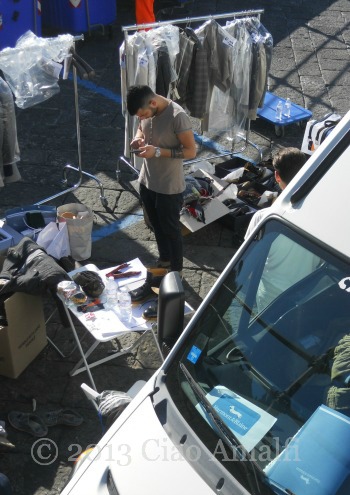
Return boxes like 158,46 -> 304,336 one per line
157,271 -> 185,358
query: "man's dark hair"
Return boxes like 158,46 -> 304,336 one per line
127,85 -> 155,116
273,147 -> 307,184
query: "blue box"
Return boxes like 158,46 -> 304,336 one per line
0,227 -> 13,253
5,205 -> 56,235
265,405 -> 350,495
0,0 -> 42,49
42,0 -> 116,34
257,91 -> 312,137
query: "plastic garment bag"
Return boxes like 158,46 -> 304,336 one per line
223,19 -> 253,139
243,17 -> 273,119
0,31 -> 74,109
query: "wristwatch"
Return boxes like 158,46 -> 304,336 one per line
154,147 -> 161,158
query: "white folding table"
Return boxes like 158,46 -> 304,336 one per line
60,258 -> 161,390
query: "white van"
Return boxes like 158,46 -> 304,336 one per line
62,110 -> 350,495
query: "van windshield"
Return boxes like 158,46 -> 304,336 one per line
165,218 -> 350,494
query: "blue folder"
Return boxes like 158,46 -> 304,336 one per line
265,405 -> 350,495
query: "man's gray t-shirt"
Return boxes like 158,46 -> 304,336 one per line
138,101 -> 192,195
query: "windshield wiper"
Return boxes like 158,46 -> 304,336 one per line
180,363 -> 245,453
180,362 -> 263,495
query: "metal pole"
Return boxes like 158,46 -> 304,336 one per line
85,0 -> 91,36
36,35 -> 108,208
122,9 -> 264,31
33,0 -> 37,35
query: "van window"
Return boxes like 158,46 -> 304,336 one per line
164,219 -> 350,494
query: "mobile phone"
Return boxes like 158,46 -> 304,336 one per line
130,149 -> 141,154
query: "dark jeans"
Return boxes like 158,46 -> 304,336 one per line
140,183 -> 183,272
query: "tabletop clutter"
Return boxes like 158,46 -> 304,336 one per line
57,259 -> 166,325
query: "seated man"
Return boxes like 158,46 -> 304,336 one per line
245,147 -> 320,312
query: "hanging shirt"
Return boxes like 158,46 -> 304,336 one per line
181,27 -> 209,120
0,78 -> 21,187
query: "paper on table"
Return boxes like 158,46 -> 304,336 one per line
99,258 -> 148,289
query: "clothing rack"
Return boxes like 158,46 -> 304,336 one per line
116,8 -> 265,180
121,9 -> 264,32
36,35 -> 108,209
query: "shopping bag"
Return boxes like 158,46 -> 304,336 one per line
301,113 -> 341,155
36,222 -> 71,260
57,203 -> 93,261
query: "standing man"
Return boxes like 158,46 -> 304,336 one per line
127,85 -> 196,275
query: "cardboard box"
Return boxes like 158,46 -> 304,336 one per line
214,156 -> 255,179
180,169 -> 231,233
0,266 -> 47,378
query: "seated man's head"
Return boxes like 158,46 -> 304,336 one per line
273,147 -> 307,190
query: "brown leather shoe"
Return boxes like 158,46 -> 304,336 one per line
156,259 -> 171,268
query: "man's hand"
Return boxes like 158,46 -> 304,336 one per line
135,145 -> 159,158
130,137 -> 145,149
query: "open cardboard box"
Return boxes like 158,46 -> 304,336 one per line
0,257 -> 47,378
180,169 -> 231,233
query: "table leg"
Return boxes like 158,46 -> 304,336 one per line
63,304 -> 97,390
68,330 -> 152,376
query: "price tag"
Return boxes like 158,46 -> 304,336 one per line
223,36 -> 237,49
138,55 -> 148,68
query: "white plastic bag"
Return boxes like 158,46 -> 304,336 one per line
37,221 -> 71,260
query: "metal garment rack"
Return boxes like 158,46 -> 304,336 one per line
116,9 -> 264,181
36,35 -> 108,209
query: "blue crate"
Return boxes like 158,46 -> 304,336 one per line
42,0 -> 116,34
257,92 -> 312,137
5,205 -> 56,234
0,0 -> 41,49
0,227 -> 13,253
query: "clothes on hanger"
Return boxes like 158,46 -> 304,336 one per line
174,27 -> 209,120
195,19 -> 239,133
120,12 -> 272,154
120,24 -> 180,158
244,16 -> 273,120
0,76 -> 21,187
222,18 -> 253,137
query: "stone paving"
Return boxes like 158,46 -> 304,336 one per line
0,0 -> 349,493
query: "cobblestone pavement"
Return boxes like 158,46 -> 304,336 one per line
0,1 -> 349,493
